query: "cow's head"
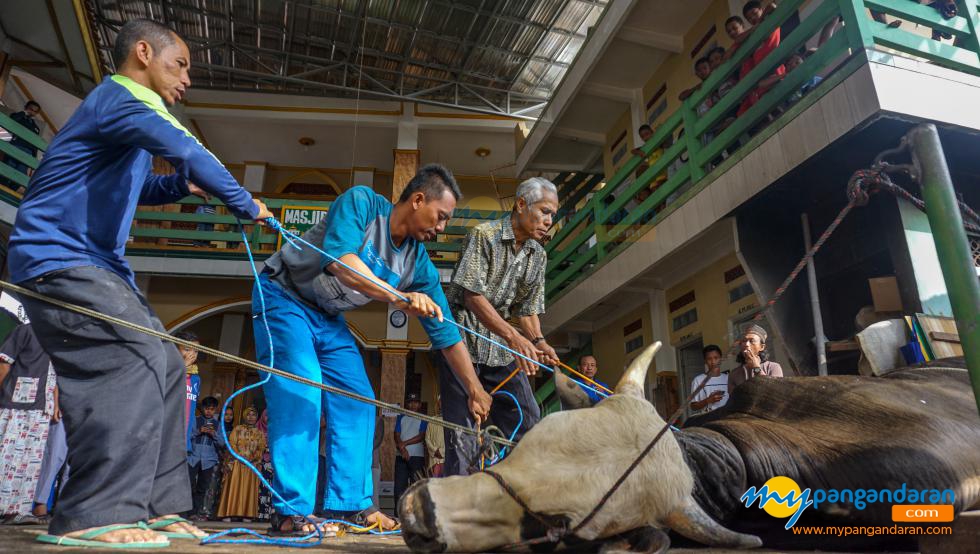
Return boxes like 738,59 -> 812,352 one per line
399,343 -> 761,552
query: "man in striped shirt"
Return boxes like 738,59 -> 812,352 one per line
689,344 -> 730,416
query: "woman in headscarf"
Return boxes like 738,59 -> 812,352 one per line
217,406 -> 265,521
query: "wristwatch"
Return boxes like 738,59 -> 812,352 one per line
531,337 -> 546,345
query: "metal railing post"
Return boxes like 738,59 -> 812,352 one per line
907,123 -> 980,415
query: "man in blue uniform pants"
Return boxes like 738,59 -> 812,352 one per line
256,164 -> 492,534
9,19 -> 271,547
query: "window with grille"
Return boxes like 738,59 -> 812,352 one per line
625,335 -> 644,354
672,308 -> 698,331
729,281 -> 754,303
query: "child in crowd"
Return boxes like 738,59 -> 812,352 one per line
187,396 -> 225,520
200,406 -> 236,519
176,331 -> 202,453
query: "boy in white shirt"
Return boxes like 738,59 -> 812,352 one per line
690,344 -> 729,416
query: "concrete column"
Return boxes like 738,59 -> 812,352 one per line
352,168 -> 375,188
219,313 -> 245,357
392,106 -> 420,201
379,349 -> 408,481
243,162 -> 267,193
134,275 -> 152,297
648,290 -> 676,398
392,150 -> 420,203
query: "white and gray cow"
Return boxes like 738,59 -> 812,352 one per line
399,342 -> 980,553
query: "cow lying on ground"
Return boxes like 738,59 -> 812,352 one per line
399,343 -> 980,553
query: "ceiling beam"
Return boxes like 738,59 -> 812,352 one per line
580,82 -> 635,103
551,125 -> 606,145
617,26 -> 684,53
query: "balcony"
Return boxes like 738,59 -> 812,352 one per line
0,114 -> 504,276
539,0 -> 980,314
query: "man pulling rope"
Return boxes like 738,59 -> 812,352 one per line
7,20 -> 272,549
254,167 -> 491,535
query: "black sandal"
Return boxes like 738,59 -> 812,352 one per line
268,513 -> 326,537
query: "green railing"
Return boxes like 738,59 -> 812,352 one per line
0,113 -> 504,266
0,111 -> 46,193
544,0 -> 980,300
128,197 -> 505,266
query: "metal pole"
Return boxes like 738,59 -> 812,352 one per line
802,213 -> 828,376
907,123 -> 980,415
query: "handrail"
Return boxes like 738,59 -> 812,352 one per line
544,0 -> 980,300
544,0 -> 856,299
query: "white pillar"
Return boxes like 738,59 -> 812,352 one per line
648,289 -> 676,394
352,168 -> 375,188
218,313 -> 245,357
134,275 -> 151,296
397,103 -> 419,150
243,162 -> 267,193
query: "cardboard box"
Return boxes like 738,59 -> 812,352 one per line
868,276 -> 902,313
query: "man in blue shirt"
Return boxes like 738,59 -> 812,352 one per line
10,19 -> 271,548
256,164 -> 491,534
575,355 -> 609,405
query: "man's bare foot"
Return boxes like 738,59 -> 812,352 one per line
64,524 -> 167,544
147,515 -> 208,538
32,504 -> 48,517
364,510 -> 398,531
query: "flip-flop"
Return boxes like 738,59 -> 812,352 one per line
145,515 -> 205,539
36,522 -> 170,548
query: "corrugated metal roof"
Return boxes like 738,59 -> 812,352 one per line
89,0 -> 607,118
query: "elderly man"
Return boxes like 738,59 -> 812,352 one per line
576,355 -> 609,405
441,177 -> 560,476
728,324 -> 783,394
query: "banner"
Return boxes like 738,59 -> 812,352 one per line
278,205 -> 330,248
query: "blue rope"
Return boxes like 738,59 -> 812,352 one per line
202,215 -> 602,546
201,226 -> 329,547
484,390 -> 522,466
263,217 -> 608,399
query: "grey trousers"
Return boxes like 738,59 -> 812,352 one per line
19,266 -> 191,535
437,357 -> 541,476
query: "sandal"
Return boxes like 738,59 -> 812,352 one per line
268,513 -> 337,537
36,522 -> 169,549
324,507 -> 399,532
145,515 -> 205,539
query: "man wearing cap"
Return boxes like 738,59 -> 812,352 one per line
728,324 -> 783,395
393,393 -> 427,515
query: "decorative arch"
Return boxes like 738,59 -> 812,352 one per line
274,169 -> 343,197
166,297 -> 432,351
166,297 -> 251,332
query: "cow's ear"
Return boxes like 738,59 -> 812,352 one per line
556,373 -> 594,410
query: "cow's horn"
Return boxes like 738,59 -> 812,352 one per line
663,496 -> 762,549
614,341 -> 661,398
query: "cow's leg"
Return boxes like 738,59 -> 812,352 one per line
596,526 -> 670,554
